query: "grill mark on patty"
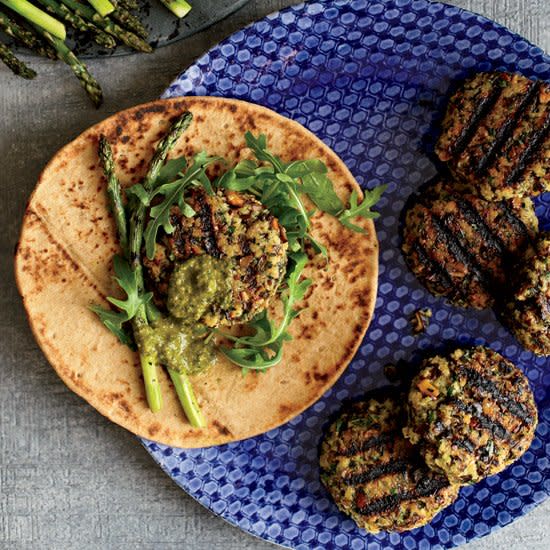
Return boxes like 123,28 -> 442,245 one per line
449,75 -> 504,157
449,398 -> 510,440
355,476 -> 449,517
499,201 -> 533,242
429,214 -> 492,291
414,195 -> 495,290
343,460 -> 409,486
454,197 -> 506,256
434,201 -> 507,284
457,365 -> 533,424
195,192 -> 222,259
339,431 -> 398,457
411,243 -> 455,292
475,80 -> 541,175
506,110 -> 550,187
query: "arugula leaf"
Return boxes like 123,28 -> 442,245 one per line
285,159 -> 327,178
90,255 -> 152,347
143,152 -> 222,259
300,171 -> 344,216
107,255 -> 153,317
337,185 -> 387,234
155,157 -> 188,187
216,160 -> 274,192
89,306 -> 134,348
218,252 -> 311,371
244,132 -> 285,171
125,183 -> 150,206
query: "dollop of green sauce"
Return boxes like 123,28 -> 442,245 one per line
167,255 -> 232,322
137,255 -> 232,375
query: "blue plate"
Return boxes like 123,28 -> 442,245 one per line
143,1 -> 550,548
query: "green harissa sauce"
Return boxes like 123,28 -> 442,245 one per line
136,255 -> 232,375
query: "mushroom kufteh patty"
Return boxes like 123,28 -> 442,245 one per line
404,347 -> 538,485
319,393 -> 459,533
401,180 -> 538,310
143,187 -> 288,327
505,232 -> 550,356
435,71 -> 550,200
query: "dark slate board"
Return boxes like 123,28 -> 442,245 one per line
4,0 -> 250,58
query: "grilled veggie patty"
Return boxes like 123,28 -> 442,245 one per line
404,347 -> 538,485
505,232 -> 550,355
435,71 -> 550,200
320,393 -> 459,533
143,188 -> 288,327
401,180 -> 537,309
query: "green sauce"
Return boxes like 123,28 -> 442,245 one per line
167,255 -> 233,323
137,255 -> 232,375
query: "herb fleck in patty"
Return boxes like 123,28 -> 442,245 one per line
320,392 -> 459,533
404,347 -> 538,484
143,187 -> 288,327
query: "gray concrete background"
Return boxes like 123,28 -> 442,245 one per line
1,1 -> 549,548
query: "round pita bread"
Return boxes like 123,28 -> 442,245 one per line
15,97 -> 378,448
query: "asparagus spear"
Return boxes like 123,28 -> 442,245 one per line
99,115 -> 206,425
128,113 -> 193,273
0,40 -> 35,77
86,0 -> 114,17
168,368 -> 206,428
158,0 -> 191,18
97,136 -> 161,412
117,0 -> 137,10
128,113 -> 200,420
99,136 -> 129,256
32,25 -> 103,107
59,0 -> 152,52
102,115 -> 195,415
36,0 -> 116,49
0,10 -> 56,58
0,0 -> 66,38
109,1 -> 147,40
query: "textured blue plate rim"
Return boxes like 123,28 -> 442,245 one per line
139,1 -> 550,549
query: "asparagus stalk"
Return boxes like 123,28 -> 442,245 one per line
110,2 -> 147,40
86,0 -> 113,17
36,0 -> 116,49
59,0 -> 152,52
168,368 -> 206,428
32,25 -> 103,107
0,10 -> 56,58
0,0 -> 66,38
0,40 -> 35,77
128,112 -> 194,273
99,136 -> 129,256
97,135 -> 162,412
117,0 -> 137,10
158,0 -> 191,18
127,113 -> 200,419
99,115 -> 204,423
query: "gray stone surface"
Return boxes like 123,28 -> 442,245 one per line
1,0 -> 549,548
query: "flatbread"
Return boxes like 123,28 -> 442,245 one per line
15,97 -> 378,448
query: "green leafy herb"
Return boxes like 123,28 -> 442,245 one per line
89,255 -> 152,346
337,185 -> 388,234
301,171 -> 344,215
217,132 -> 386,259
142,152 -> 222,259
218,252 -> 311,372
215,133 -> 386,372
155,156 -> 188,187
